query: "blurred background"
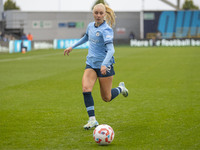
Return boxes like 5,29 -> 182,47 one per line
0,0 -> 199,52
0,2 -> 200,149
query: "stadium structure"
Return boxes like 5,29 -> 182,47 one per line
0,0 -> 200,52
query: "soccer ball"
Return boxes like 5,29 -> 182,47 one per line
93,124 -> 114,145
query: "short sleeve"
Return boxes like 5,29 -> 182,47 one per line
103,28 -> 113,44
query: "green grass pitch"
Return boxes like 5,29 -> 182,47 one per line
0,46 -> 200,149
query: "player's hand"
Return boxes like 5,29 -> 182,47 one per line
101,66 -> 107,75
64,47 -> 73,56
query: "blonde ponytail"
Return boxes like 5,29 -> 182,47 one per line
104,4 -> 116,27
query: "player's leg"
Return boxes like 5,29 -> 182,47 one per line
99,77 -> 129,102
118,82 -> 129,97
82,68 -> 99,129
98,76 -> 113,102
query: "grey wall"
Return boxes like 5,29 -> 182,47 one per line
0,0 -> 3,21
114,12 -> 140,39
4,11 -> 140,41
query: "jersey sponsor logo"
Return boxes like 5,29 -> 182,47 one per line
90,38 -> 99,43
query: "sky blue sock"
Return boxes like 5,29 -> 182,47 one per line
111,87 -> 121,101
83,92 -> 95,117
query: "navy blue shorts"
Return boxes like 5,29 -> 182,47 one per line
85,64 -> 115,77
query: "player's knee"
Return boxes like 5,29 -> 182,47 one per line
82,86 -> 91,93
102,96 -> 111,102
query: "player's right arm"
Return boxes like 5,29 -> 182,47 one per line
64,33 -> 88,56
64,47 -> 73,56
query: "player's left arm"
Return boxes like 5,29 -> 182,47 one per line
101,43 -> 115,67
101,43 -> 115,75
101,27 -> 115,75
101,27 -> 115,67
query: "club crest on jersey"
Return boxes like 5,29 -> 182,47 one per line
96,32 -> 100,36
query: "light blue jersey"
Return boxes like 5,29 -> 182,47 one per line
72,21 -> 115,68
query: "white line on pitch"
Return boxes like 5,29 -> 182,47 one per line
0,52 -> 63,62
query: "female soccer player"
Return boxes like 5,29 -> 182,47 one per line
64,3 -> 128,130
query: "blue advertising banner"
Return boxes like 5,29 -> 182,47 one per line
14,40 -> 31,52
9,40 -> 32,53
54,39 -> 89,49
144,11 -> 200,39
